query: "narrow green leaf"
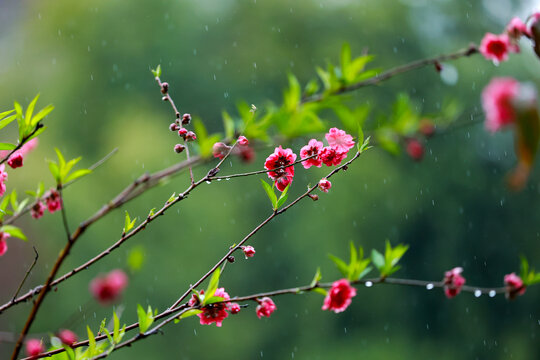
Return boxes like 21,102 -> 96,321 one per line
137,304 -> 153,334
9,190 -> 17,210
371,249 -> 385,271
310,267 -> 322,287
25,125 -> 47,141
203,296 -> 224,305
0,143 -> 16,151
31,104 -> 54,126
222,111 -> 235,139
0,109 -> 14,119
176,309 -> 202,321
48,161 -> 60,183
312,287 -> 328,296
54,148 -> 66,172
0,225 -> 27,241
0,115 -> 16,131
204,268 -> 221,303
87,326 -> 96,356
260,179 -> 278,209
328,254 -> 350,278
25,94 -> 40,126
127,245 -> 145,271
166,192 -> 176,204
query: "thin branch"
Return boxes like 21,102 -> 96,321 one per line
0,123 -> 43,166
302,44 -> 479,103
11,247 -> 38,301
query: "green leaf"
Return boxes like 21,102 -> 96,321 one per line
166,192 -> 176,204
276,184 -> 290,209
151,64 -> 162,78
176,309 -> 202,322
0,109 -> 14,119
312,287 -> 328,296
310,267 -> 322,287
87,326 -> 96,356
25,94 -> 40,126
25,125 -> 46,142
0,114 -> 16,131
64,169 -> 92,183
283,73 -> 301,112
127,245 -> 145,272
48,161 -> 60,183
203,296 -> 224,305
137,304 -> 154,334
371,249 -> 385,270
31,104 -> 54,126
222,111 -> 235,139
0,143 -> 16,151
340,43 -> 352,79
204,268 -> 221,304
0,225 -> 27,241
328,254 -> 349,278
124,211 -> 137,233
260,179 -> 278,210
148,207 -> 156,217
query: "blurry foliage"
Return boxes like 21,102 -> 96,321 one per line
0,0 -> 539,359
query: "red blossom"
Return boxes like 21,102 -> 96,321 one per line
45,189 -> 62,213
405,139 -> 424,161
264,146 -> 297,192
481,77 -> 519,133
443,267 -> 466,299
300,139 -> 323,169
31,201 -> 45,219
25,339 -> 44,358
237,136 -> 249,145
58,329 -> 78,346
322,279 -> 356,313
212,142 -> 230,160
89,269 -> 128,304
256,297 -> 277,319
325,128 -> 355,153
242,245 -> 256,258
319,146 -> 347,167
0,232 -> 9,256
7,151 -> 24,169
504,272 -> 526,299
193,288 -> 231,327
479,33 -> 514,64
506,17 -> 531,39
234,144 -> 255,163
229,302 -> 241,314
318,178 -> 332,193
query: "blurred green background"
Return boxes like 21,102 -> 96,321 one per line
1,0 -> 539,358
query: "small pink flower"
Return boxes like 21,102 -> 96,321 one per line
89,269 -> 129,304
31,201 -> 45,219
256,297 -> 277,319
318,178 -> 332,193
234,144 -> 255,163
58,329 -> 78,346
242,245 -> 256,258
7,151 -> 23,169
319,146 -> 347,167
504,273 -> 526,299
195,288 -> 231,327
264,146 -> 297,192
212,142 -> 231,160
25,339 -> 44,358
479,33 -> 514,64
322,279 -> 356,313
300,139 -> 323,169
0,232 -> 9,256
406,139 -> 424,161
229,302 -> 241,314
506,17 -> 531,39
178,128 -> 188,137
481,77 -> 520,133
45,189 -> 62,213
0,164 -> 8,197
443,267 -> 466,299
325,128 -> 355,153
237,136 -> 249,145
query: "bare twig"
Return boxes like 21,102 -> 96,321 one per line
11,247 -> 38,301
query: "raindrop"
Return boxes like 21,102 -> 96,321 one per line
88,46 -> 91,52
474,290 -> 482,297
253,62 -> 257,69
225,178 -> 231,181
217,178 -> 222,182
365,281 -> 373,287
206,181 -> 211,184
426,283 -> 434,290
194,329 -> 197,335
488,290 -> 496,297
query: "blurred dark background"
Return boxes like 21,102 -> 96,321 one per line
0,0 -> 539,358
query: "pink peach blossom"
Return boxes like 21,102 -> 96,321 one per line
25,339 -> 44,358
256,297 -> 277,318
229,302 -> 241,314
7,151 -> 23,169
212,142 -> 230,160
481,77 -> 520,133
58,329 -> 78,346
319,146 -> 347,167
0,232 -> 9,256
479,33 -> 514,64
31,201 -> 45,219
89,269 -> 128,304
504,272 -> 526,299
322,279 -> 356,313
506,17 -> 531,39
237,136 -> 249,145
264,146 -> 297,192
406,139 -> 424,161
318,178 -> 332,193
325,128 -> 355,153
300,139 -> 323,169
443,267 -> 466,298
192,288 -> 231,327
242,245 -> 256,258
45,189 -> 62,213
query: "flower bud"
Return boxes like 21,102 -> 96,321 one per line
169,123 -> 180,131
308,194 -> 319,201
178,128 -> 188,138
241,245 -> 256,259
227,255 -> 235,263
162,96 -> 168,102
318,178 -> 332,193
185,131 -> 197,141
160,82 -> 169,94
406,139 -> 424,161
182,113 -> 191,125
174,144 -> 185,153
237,136 -> 249,146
